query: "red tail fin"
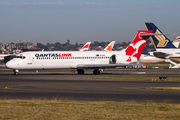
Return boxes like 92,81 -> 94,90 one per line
125,30 -> 153,60
79,42 -> 91,51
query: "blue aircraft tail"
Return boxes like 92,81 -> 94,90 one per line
144,22 -> 176,49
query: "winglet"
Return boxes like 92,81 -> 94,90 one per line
104,41 -> 115,51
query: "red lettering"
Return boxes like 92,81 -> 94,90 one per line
59,53 -> 72,57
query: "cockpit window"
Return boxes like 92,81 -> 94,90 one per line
15,56 -> 26,59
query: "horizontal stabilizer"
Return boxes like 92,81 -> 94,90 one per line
140,33 -> 174,37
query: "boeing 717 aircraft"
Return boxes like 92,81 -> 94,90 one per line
6,30 -> 155,75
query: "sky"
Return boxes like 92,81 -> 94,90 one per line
0,0 -> 180,44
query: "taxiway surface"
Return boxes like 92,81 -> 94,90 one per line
1,69 -> 180,103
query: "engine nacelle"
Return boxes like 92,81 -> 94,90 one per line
109,54 -> 117,64
109,54 -> 138,64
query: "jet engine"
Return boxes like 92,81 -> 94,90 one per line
109,54 -> 138,64
109,54 -> 117,64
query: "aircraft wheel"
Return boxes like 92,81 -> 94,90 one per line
14,72 -> 18,75
93,69 -> 100,75
159,77 -> 167,80
77,69 -> 84,74
13,69 -> 19,75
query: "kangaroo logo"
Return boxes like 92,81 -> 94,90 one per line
155,29 -> 169,47
125,33 -> 147,61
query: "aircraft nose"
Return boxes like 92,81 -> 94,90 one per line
6,61 -> 18,69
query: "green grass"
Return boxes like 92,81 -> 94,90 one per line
0,99 -> 180,120
86,76 -> 180,81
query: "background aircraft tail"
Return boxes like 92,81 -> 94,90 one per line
173,36 -> 180,48
79,42 -> 91,51
144,22 -> 176,49
104,41 -> 115,51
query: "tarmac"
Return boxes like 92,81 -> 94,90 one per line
1,68 -> 180,104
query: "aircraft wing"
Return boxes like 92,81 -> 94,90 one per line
77,63 -> 138,69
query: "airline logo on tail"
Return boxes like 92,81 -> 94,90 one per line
155,29 -> 169,47
79,42 -> 91,51
125,30 -> 153,61
105,45 -> 112,51
104,41 -> 115,51
144,22 -> 176,49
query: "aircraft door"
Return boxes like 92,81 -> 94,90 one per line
27,54 -> 32,64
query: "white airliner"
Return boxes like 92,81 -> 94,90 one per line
140,36 -> 180,64
6,30 -> 155,75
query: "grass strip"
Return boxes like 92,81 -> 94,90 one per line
86,76 -> 180,81
147,87 -> 180,91
0,99 -> 180,120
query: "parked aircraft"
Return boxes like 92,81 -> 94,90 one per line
172,36 -> 180,48
80,41 -> 115,51
144,22 -> 180,68
104,41 -> 115,51
6,30 -> 156,75
0,54 -> 8,60
79,42 -> 91,51
140,53 -> 165,64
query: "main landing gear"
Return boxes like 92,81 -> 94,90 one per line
77,69 -> 84,74
77,69 -> 100,75
93,69 -> 100,75
13,69 -> 19,75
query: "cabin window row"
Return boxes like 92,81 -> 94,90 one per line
36,57 -> 110,60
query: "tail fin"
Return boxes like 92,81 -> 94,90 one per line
104,41 -> 115,51
124,30 -> 153,60
79,42 -> 91,51
173,36 -> 180,48
144,22 -> 176,49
